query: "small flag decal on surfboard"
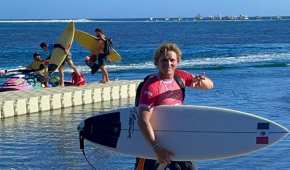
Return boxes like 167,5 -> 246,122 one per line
256,136 -> 269,144
257,122 -> 269,130
256,122 -> 269,144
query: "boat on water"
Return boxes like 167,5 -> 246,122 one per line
0,72 -> 86,92
0,73 -> 43,92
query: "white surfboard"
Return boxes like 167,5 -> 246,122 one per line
78,105 -> 289,161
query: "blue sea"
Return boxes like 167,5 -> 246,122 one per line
1,19 -> 290,170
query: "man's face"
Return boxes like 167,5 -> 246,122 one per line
41,46 -> 48,51
34,55 -> 41,61
95,32 -> 104,40
157,50 -> 179,77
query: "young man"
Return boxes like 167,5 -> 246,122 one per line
40,42 -> 80,87
26,52 -> 49,87
136,43 -> 214,170
85,28 -> 110,83
0,52 -> 49,87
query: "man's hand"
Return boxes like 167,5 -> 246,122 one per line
193,74 -> 214,89
153,144 -> 174,165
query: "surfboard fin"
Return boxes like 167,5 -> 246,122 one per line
79,112 -> 121,148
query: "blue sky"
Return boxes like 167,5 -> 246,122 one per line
1,0 -> 290,19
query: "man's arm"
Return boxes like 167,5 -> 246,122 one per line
137,107 -> 174,164
192,75 -> 214,89
137,107 -> 156,146
175,69 -> 214,89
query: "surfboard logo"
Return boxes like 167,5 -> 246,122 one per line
256,122 -> 269,144
128,108 -> 137,138
256,136 -> 268,144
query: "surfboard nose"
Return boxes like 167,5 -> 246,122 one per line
279,125 -> 289,134
268,120 -> 289,139
276,123 -> 289,139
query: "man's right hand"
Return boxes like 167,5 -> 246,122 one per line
154,144 -> 174,165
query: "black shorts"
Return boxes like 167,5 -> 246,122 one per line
85,53 -> 107,74
135,158 -> 195,170
61,55 -> 72,66
97,53 -> 107,66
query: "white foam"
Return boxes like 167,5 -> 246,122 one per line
0,19 -> 96,23
3,52 -> 290,74
181,52 -> 290,67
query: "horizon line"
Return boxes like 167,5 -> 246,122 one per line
0,15 -> 290,20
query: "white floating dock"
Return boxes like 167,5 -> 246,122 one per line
0,80 -> 140,119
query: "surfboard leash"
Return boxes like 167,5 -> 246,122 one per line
79,131 -> 97,170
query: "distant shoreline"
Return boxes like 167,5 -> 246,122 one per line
0,16 -> 289,23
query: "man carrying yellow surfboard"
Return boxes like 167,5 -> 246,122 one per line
40,42 -> 80,87
39,22 -> 83,87
74,27 -> 122,84
84,28 -> 111,83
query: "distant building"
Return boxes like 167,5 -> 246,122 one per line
238,14 -> 249,20
195,14 -> 203,20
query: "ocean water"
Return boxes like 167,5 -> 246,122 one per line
1,20 -> 290,169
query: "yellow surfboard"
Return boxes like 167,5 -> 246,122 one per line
74,30 -> 121,62
48,21 -> 75,72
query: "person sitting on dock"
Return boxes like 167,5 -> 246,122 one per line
25,52 -> 49,87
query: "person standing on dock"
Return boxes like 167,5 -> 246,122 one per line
85,28 -> 111,83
